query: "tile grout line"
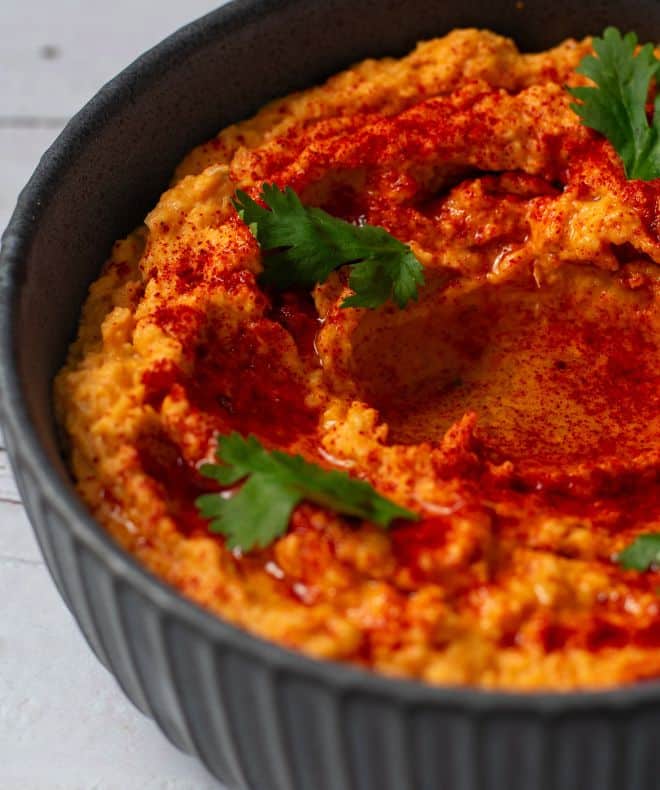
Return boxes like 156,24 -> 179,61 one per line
0,554 -> 43,567
0,496 -> 23,506
0,116 -> 70,129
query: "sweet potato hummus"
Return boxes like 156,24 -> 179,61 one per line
55,30 -> 660,689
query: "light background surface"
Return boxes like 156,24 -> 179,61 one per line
1,2 -> 231,787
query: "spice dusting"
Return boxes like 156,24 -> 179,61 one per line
55,29 -> 659,689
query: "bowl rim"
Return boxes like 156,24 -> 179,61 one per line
1,0 -> 659,713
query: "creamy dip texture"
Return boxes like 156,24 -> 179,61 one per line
56,29 -> 660,689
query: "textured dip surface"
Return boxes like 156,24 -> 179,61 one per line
55,29 -> 660,690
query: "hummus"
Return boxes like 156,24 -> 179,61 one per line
55,29 -> 660,689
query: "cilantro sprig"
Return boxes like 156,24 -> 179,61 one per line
568,27 -> 660,180
232,183 -> 425,309
617,533 -> 660,572
196,433 -> 417,551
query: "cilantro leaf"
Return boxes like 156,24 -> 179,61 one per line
616,533 -> 660,571
232,183 -> 425,308
196,433 -> 417,551
568,27 -> 660,180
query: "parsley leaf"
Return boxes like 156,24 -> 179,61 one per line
568,27 -> 660,180
195,433 -> 418,551
232,183 -> 425,309
616,533 -> 660,572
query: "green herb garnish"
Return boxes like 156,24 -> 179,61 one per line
196,433 -> 417,551
232,183 -> 425,309
568,27 -> 660,180
616,533 -> 660,571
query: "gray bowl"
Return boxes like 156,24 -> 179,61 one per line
1,1 -> 660,788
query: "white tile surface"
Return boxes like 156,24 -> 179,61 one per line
1,0 -> 226,117
1,1 -> 229,787
0,128 -> 64,234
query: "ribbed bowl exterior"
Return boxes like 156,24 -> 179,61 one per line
2,2 -> 660,788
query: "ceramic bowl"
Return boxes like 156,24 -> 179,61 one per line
2,2 -> 660,787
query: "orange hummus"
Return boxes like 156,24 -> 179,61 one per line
55,29 -> 660,689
